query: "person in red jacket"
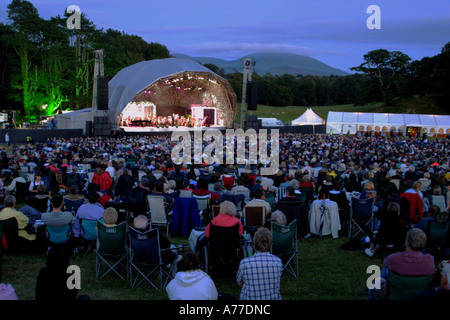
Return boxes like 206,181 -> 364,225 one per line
92,167 -> 113,191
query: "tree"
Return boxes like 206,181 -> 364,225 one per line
350,49 -> 411,105
7,0 -> 44,119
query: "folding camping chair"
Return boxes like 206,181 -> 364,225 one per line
147,195 -> 172,237
63,198 -> 85,215
204,223 -> 245,278
349,197 -> 375,239
193,193 -> 211,220
243,206 -> 266,229
179,189 -> 193,198
77,218 -> 98,252
385,271 -> 433,300
45,225 -> 72,246
271,219 -> 299,278
425,220 -> 450,255
96,221 -> 128,281
128,227 -> 175,289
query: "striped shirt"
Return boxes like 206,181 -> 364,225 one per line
236,252 -> 283,300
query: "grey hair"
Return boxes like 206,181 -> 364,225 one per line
133,214 -> 149,229
4,195 -> 16,208
219,201 -> 237,217
271,210 -> 287,226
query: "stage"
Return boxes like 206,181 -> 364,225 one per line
118,125 -> 228,134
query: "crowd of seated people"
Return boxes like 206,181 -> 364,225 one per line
0,132 -> 449,300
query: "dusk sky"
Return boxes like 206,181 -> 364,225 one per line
1,0 -> 449,73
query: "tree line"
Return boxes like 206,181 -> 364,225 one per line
0,0 -> 170,121
207,44 -> 450,110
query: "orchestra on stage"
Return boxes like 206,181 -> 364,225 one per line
120,113 -> 209,128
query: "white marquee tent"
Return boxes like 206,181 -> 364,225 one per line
326,111 -> 450,136
55,108 -> 92,134
292,108 -> 325,126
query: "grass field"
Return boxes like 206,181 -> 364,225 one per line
234,103 -> 383,125
1,228 -> 385,300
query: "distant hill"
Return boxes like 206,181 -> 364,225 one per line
173,52 -> 349,76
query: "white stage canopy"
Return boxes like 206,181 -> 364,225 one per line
326,111 -> 450,135
292,108 -> 325,126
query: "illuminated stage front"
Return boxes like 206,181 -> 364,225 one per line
120,125 -> 226,133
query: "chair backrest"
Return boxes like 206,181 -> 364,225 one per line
97,221 -> 127,256
390,179 -> 401,191
431,195 -> 446,212
64,198 -> 85,215
179,190 -> 193,198
243,206 -> 265,228
265,192 -> 275,211
351,197 -> 374,221
232,189 -> 250,203
147,196 -> 168,224
279,200 -> 303,225
426,220 -> 450,248
128,227 -> 162,265
193,194 -> 210,211
276,187 -> 287,202
212,205 -> 220,217
209,223 -> 240,259
66,173 -> 79,187
271,219 -> 297,256
46,225 -> 71,244
329,191 -> 350,210
386,271 -> 433,300
222,176 -> 235,190
80,219 -> 98,241
300,186 -> 314,200
127,189 -> 147,215
15,181 -> 31,201
0,217 -> 18,245
138,171 -> 146,181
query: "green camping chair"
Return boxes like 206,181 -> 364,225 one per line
386,271 -> 433,300
96,221 -> 128,280
426,220 -> 450,248
271,219 -> 299,278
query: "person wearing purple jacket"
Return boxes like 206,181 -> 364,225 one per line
71,191 -> 104,238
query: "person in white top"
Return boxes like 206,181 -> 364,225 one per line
166,252 -> 218,300
105,161 -> 116,181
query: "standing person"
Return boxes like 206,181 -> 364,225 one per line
166,252 -> 218,300
5,133 -> 9,147
236,227 -> 283,300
